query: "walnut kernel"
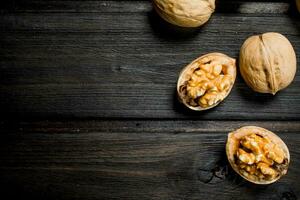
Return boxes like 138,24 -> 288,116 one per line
177,53 -> 236,111
226,126 -> 290,184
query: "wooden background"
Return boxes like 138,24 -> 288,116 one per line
0,0 -> 300,199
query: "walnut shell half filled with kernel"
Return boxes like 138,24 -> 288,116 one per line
226,126 -> 290,184
152,0 -> 215,27
177,53 -> 236,111
239,32 -> 297,95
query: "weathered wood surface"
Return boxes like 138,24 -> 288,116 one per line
0,120 -> 300,200
1,0 -> 300,200
1,0 -> 300,119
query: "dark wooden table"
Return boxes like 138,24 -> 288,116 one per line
0,0 -> 300,199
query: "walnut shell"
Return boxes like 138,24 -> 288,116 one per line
226,126 -> 290,184
177,52 -> 236,111
297,0 -> 300,12
239,32 -> 297,95
152,0 -> 215,27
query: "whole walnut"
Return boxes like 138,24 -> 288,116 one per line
239,32 -> 297,95
152,0 -> 215,27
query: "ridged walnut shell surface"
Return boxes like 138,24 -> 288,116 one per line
177,52 -> 236,111
226,126 -> 290,184
152,0 -> 215,27
239,32 -> 297,95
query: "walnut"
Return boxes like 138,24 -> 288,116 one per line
226,126 -> 290,184
297,0 -> 300,12
239,32 -> 297,95
177,53 -> 236,111
152,0 -> 215,27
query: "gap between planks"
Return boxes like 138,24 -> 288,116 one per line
1,120 -> 299,134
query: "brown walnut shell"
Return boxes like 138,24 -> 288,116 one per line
177,52 -> 236,111
152,0 -> 215,27
297,0 -> 300,12
226,126 -> 290,184
239,32 -> 297,95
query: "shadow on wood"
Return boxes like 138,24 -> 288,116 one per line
147,9 -> 204,41
235,73 -> 277,105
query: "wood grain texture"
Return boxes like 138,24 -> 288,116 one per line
0,120 -> 299,200
0,1 -> 300,199
0,1 -> 300,119
0,0 -> 292,14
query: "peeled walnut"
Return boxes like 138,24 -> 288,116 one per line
239,32 -> 297,95
177,53 -> 236,110
226,126 -> 290,184
152,0 -> 215,27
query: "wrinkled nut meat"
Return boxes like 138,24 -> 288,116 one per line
177,53 -> 236,110
239,32 -> 297,95
152,0 -> 215,27
226,126 -> 290,184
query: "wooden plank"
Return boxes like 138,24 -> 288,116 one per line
0,12 -> 300,119
1,13 -> 299,33
0,1 -> 299,120
0,0 -> 291,14
0,120 -> 299,199
1,1 -> 299,200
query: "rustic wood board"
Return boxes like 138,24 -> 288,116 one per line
0,120 -> 300,200
1,0 -> 300,119
0,0 -> 300,199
